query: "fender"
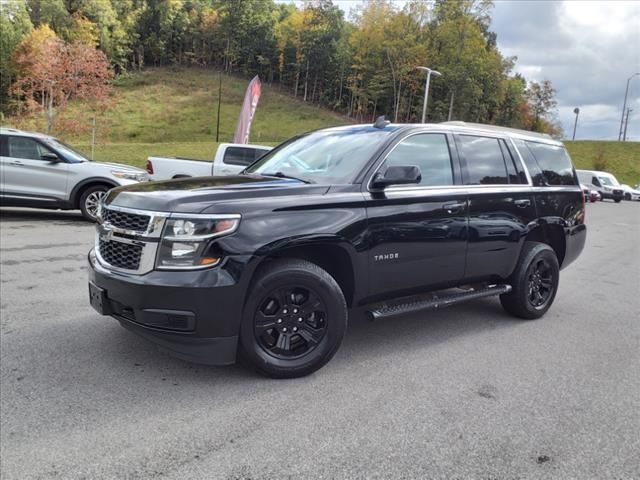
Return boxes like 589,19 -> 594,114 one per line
241,234 -> 366,308
69,177 -> 119,206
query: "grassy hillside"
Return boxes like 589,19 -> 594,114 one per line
5,67 -> 349,168
565,141 -> 639,186
3,67 -> 639,183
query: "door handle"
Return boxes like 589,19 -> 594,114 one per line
442,202 -> 466,214
10,161 -> 25,167
514,199 -> 531,208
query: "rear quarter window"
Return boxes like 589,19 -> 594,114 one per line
525,141 -> 577,186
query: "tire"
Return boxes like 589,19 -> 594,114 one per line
79,185 -> 109,222
615,198 -> 622,203
500,242 -> 560,320
624,193 -> 631,201
238,259 -> 347,378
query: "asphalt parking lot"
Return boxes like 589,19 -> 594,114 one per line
1,201 -> 638,479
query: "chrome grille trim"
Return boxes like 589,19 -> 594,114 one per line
95,205 -> 170,274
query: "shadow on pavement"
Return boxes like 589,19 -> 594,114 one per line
0,207 -> 87,223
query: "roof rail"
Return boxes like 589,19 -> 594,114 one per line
440,121 -> 552,140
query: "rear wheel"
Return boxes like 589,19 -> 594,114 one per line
615,197 -> 622,203
500,242 -> 559,320
79,185 -> 109,222
238,259 -> 347,378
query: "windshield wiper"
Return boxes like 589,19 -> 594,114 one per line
261,171 -> 312,184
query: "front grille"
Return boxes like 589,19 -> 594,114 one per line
98,238 -> 143,270
103,208 -> 150,231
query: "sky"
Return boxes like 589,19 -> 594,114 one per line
282,0 -> 640,141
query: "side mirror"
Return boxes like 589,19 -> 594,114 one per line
372,165 -> 421,189
41,153 -> 61,162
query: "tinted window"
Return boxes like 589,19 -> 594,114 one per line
223,147 -> 262,166
458,135 -> 508,185
500,140 -> 526,184
514,139 -> 544,186
385,134 -> 453,187
7,136 -> 53,160
525,141 -> 576,185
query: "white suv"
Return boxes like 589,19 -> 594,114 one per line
0,128 -> 148,221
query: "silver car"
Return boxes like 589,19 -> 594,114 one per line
0,128 -> 148,221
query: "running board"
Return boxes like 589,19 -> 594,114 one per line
367,284 -> 512,320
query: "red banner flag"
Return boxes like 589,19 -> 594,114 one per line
233,75 -> 262,144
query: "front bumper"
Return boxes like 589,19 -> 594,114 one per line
88,249 -> 251,365
601,189 -> 623,201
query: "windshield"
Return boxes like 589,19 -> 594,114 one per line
43,138 -> 89,163
245,126 -> 396,184
598,176 -> 617,186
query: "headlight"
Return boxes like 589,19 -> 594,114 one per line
111,170 -> 149,182
156,215 -> 240,269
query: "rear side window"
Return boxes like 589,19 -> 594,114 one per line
384,133 -> 454,187
223,147 -> 265,166
457,135 -> 511,185
525,141 -> 576,186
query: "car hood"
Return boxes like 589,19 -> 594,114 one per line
104,174 -> 330,213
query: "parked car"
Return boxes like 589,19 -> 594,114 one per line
146,143 -> 272,181
620,184 -> 640,201
0,128 -> 148,221
581,184 -> 601,203
576,169 -> 624,202
88,121 -> 586,378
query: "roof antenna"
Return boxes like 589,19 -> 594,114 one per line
373,115 -> 390,129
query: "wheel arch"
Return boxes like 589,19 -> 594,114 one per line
524,222 -> 566,267
70,178 -> 119,208
250,239 -> 357,308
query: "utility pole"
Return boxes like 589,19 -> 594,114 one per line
623,107 -> 633,141
572,107 -> 580,140
91,117 -> 96,160
618,73 -> 639,140
416,66 -> 442,123
215,71 -> 222,143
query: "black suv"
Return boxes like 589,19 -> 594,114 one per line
88,121 -> 586,378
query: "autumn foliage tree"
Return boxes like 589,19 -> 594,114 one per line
11,25 -> 113,133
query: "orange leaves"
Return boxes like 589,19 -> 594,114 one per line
10,25 -> 113,132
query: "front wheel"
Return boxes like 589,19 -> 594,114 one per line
500,242 -> 559,320
79,185 -> 109,222
238,259 -> 347,378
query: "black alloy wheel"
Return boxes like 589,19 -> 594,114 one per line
500,241 -> 559,319
239,258 -> 347,378
254,286 -> 328,359
526,258 -> 554,308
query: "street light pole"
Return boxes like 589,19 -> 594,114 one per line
618,72 -> 639,141
623,107 -> 633,141
416,66 -> 442,123
572,107 -> 580,140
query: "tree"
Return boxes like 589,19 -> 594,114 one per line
525,80 -> 558,133
0,1 -> 33,113
11,26 -> 113,132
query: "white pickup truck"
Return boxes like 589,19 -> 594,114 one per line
145,143 -> 272,181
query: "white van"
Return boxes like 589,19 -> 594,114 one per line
575,170 -> 624,202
